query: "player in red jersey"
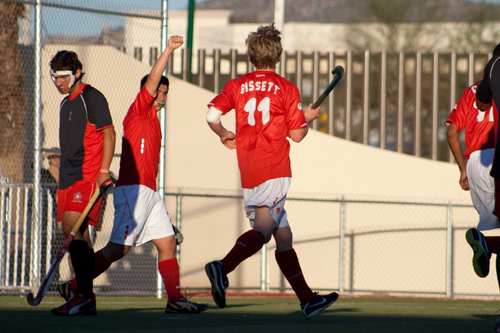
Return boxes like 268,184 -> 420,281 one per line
57,36 -> 207,314
446,81 -> 500,275
469,43 -> 500,332
204,24 -> 338,319
49,50 -> 116,316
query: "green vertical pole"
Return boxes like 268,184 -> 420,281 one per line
187,0 -> 195,83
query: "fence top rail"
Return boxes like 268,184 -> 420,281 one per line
13,0 -> 162,20
0,183 -> 34,189
164,190 -> 473,208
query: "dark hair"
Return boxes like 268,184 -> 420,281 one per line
50,50 -> 84,79
493,43 -> 500,57
140,74 -> 169,91
245,23 -> 282,70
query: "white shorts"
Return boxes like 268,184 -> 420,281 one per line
242,177 -> 291,229
467,148 -> 499,231
110,184 -> 174,246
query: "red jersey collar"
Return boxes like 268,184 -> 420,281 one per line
69,83 -> 87,101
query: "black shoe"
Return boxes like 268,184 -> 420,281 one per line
57,280 -> 74,302
465,228 -> 491,278
205,261 -> 228,308
165,297 -> 207,314
301,292 -> 338,319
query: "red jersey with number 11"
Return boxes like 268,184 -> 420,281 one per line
208,70 -> 307,189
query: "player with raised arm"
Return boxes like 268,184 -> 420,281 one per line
49,50 -> 116,316
474,42 -> 500,332
204,24 -> 338,320
57,36 -> 207,314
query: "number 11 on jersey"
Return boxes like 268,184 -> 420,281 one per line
244,97 -> 271,126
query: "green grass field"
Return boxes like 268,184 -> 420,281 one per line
1,294 -> 498,332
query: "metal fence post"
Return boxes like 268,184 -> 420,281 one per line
397,52 -> 404,153
432,52 -> 439,160
214,49 -> 221,93
339,196 -> 346,294
415,52 -> 422,157
346,51 -> 352,141
380,51 -> 387,150
175,188 -> 183,265
31,0 -> 43,292
0,188 -> 5,286
446,202 -> 453,298
261,244 -> 268,291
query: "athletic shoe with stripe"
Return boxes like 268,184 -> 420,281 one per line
205,260 -> 228,308
57,280 -> 74,302
301,292 -> 339,319
165,297 -> 208,314
465,228 -> 491,278
51,292 -> 96,316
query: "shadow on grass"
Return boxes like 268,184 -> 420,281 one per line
0,296 -> 495,333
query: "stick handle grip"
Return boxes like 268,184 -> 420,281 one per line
312,94 -> 327,109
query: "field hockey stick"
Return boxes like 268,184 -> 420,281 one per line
27,178 -> 113,306
312,66 -> 344,109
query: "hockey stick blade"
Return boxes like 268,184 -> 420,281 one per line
26,179 -> 112,306
173,225 -> 184,245
27,240 -> 69,306
312,66 -> 344,109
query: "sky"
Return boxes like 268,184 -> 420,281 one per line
26,0 -> 500,39
24,0 -> 208,38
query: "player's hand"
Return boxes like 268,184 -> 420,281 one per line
221,131 -> 236,150
459,171 -> 469,191
96,171 -> 110,187
167,35 -> 184,50
304,103 -> 320,124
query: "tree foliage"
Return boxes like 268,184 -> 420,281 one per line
0,2 -> 26,182
343,0 -> 500,53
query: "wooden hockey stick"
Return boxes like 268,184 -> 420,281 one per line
27,179 -> 112,306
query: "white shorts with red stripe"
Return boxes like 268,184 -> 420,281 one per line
242,177 -> 291,229
467,148 -> 499,231
110,184 -> 175,246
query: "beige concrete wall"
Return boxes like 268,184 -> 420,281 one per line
163,75 -> 500,298
40,46 -> 498,297
41,46 -> 469,201
164,75 -> 470,202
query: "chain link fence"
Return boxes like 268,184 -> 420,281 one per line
1,0 -> 166,296
162,188 -> 497,299
1,1 -> 498,300
4,184 -> 497,299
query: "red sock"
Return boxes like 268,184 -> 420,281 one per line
221,230 -> 265,274
275,249 -> 314,304
158,259 -> 182,301
70,250 -> 111,293
485,236 -> 500,254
